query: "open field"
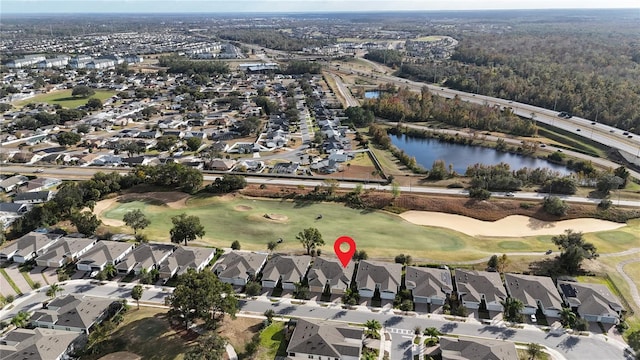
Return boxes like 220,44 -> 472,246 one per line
97,193 -> 640,262
15,89 -> 116,108
83,307 -> 192,360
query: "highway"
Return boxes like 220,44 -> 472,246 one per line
2,165 -> 639,207
332,61 -> 640,163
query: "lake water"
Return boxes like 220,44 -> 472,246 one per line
389,133 -> 569,174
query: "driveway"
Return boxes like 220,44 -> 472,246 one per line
29,266 -> 49,286
4,264 -> 31,294
42,267 -> 59,285
0,271 -> 18,297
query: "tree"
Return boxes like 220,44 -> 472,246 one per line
487,255 -> 499,269
552,230 -> 598,274
597,174 -> 624,195
131,284 -> 143,310
10,311 -> 30,328
296,227 -> 324,255
364,319 -> 382,339
70,211 -> 102,236
71,85 -> 95,98
167,269 -> 238,330
560,307 -> 577,328
267,240 -> 278,252
46,283 -> 63,298
155,135 -> 178,152
543,196 -> 569,216
245,281 -> 262,296
56,131 -> 82,146
186,137 -> 203,152
123,209 -> 150,235
614,166 -> 630,187
264,309 -> 275,324
230,240 -> 241,250
501,297 -> 524,323
86,98 -> 103,110
497,254 -> 510,273
394,254 -> 412,265
104,263 -> 117,279
353,250 -> 368,261
184,331 -> 228,360
527,343 -> 543,360
170,213 -> 205,246
391,181 -> 401,198
342,287 -> 360,306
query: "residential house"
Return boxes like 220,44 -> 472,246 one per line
157,246 -> 217,281
0,175 -> 28,192
504,273 -> 563,317
76,241 -> 136,272
24,178 -> 61,192
557,280 -> 624,324
405,266 -> 453,305
0,203 -> 30,229
454,269 -> 507,312
439,336 -> 518,360
208,158 -> 237,171
307,257 -> 355,295
93,154 -> 122,167
115,243 -> 175,275
355,260 -> 403,300
212,251 -> 268,286
286,319 -> 364,360
13,190 -> 53,204
260,255 -> 311,290
0,327 -> 82,360
0,231 -> 62,263
270,162 -> 299,174
35,237 -> 97,268
30,295 -> 119,334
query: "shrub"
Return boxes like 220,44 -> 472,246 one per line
231,240 -> 241,250
543,196 -> 569,216
598,198 -> 613,210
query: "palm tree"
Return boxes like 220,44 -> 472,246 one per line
364,319 -> 382,339
423,327 -> 441,340
267,240 -> 278,252
560,307 -> 577,329
10,311 -> 30,328
46,283 -> 63,298
527,343 -> 543,359
501,297 -> 524,323
103,264 -> 117,279
131,285 -> 144,310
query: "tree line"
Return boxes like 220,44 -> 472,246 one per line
158,56 -> 229,76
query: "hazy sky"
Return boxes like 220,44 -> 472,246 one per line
2,0 -> 639,13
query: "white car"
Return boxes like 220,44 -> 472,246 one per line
505,192 -> 515,197
34,168 -> 44,173
530,314 -> 537,323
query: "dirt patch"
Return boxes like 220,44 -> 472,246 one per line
235,205 -> 252,211
98,352 -> 141,360
119,191 -> 190,209
400,211 -> 626,237
217,315 -> 263,357
264,213 -> 289,222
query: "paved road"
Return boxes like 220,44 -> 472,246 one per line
2,165 -> 639,207
332,61 -> 640,163
0,280 -> 631,360
328,72 -> 360,107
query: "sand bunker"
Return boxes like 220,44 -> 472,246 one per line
264,213 -> 289,222
400,211 -> 626,237
94,191 -> 190,227
235,205 -> 253,211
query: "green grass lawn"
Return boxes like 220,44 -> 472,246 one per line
15,89 -> 116,109
100,195 -> 640,262
258,321 -> 287,359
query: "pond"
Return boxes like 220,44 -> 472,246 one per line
389,133 -> 569,174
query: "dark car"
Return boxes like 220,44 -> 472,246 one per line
576,128 -> 581,131
545,249 -> 553,255
623,132 -> 629,135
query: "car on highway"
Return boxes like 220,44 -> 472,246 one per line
576,128 -> 581,131
610,130 -> 615,133
34,168 -> 44,173
623,132 -> 629,135
505,192 -> 515,197
628,135 -> 633,138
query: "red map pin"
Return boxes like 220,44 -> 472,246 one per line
334,236 -> 356,268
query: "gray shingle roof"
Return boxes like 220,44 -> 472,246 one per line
307,257 -> 355,291
0,328 -> 81,360
286,319 -> 363,358
405,266 -> 453,299
30,295 -> 115,331
355,260 -> 403,293
158,246 -> 216,277
76,241 -> 134,268
440,336 -> 518,360
260,255 -> 311,283
35,237 -> 96,263
504,273 -> 563,310
115,243 -> 175,272
454,269 -> 507,304
212,251 -> 267,281
0,232 -> 61,259
557,280 -> 623,318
